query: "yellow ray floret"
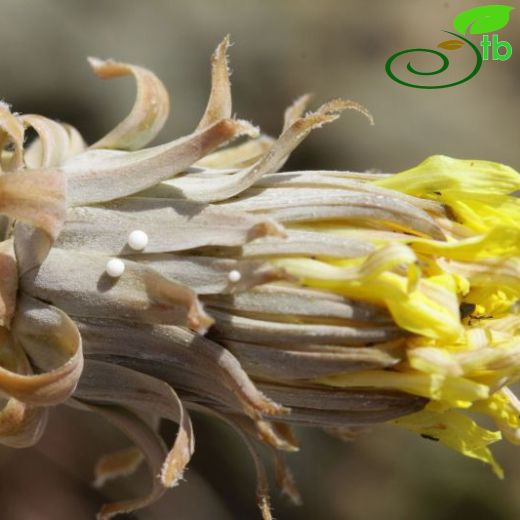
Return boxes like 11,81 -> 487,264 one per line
304,155 -> 520,476
373,155 -> 520,197
273,244 -> 464,340
392,407 -> 503,478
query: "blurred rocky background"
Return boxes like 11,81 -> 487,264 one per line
0,0 -> 518,519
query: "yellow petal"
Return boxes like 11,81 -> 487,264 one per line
374,156 -> 520,197
318,370 -> 488,408
393,408 -> 503,478
472,388 -> 520,445
465,285 -> 519,316
440,191 -> 520,233
272,244 -> 464,340
411,226 -> 520,260
408,347 -> 463,377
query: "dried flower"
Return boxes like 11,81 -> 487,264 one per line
0,36 -> 519,518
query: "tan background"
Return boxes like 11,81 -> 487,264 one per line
0,0 -> 519,519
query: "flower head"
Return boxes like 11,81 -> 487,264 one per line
0,37 -> 519,518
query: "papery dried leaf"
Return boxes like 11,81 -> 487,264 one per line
64,123 -> 88,156
282,94 -> 312,132
263,206 -> 444,239
21,249 -> 213,333
0,169 -> 66,239
314,170 -> 393,181
93,446 -> 144,488
316,98 -> 373,125
204,284 -> 391,323
197,35 -> 232,129
0,328 -> 48,447
258,382 -> 422,411
0,297 -> 83,406
255,171 -> 445,215
25,122 -> 87,169
209,309 -> 403,346
164,99 -> 372,202
189,402 -> 274,520
21,115 -> 72,168
133,253 -> 289,294
65,118 -> 258,205
241,229 -> 375,258
213,416 -> 300,512
14,297 -> 80,370
77,360 -> 194,487
0,397 -> 48,448
77,318 -> 284,418
13,224 -> 53,276
0,239 -> 17,327
223,340 -> 402,380
195,135 -> 274,169
70,399 -> 168,520
0,297 -> 82,406
89,57 -> 170,151
254,419 -> 299,452
23,120 -> 86,168
58,197 -> 285,254
258,383 -> 427,427
222,187 -> 445,239
206,409 -> 299,452
294,226 -> 422,242
271,448 -> 302,505
0,102 -> 24,172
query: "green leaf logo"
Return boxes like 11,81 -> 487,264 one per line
453,5 -> 514,35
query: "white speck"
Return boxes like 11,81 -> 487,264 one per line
228,270 -> 241,283
106,258 -> 125,277
128,230 -> 149,251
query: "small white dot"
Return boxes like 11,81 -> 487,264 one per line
228,270 -> 241,283
128,230 -> 149,251
106,258 -> 125,277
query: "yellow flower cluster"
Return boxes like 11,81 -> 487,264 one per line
273,155 -> 520,476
